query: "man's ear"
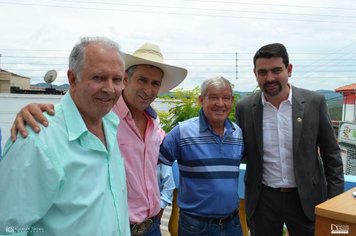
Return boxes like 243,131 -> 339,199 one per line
123,73 -> 129,86
198,95 -> 204,105
67,70 -> 76,86
287,64 -> 293,77
253,68 -> 258,81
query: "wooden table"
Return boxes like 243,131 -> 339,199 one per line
315,187 -> 356,235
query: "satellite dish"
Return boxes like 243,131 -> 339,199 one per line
44,70 -> 57,87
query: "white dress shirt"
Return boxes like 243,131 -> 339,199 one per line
261,87 -> 296,188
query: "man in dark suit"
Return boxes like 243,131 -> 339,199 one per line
235,43 -> 344,236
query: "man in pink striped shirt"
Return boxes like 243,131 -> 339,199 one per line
11,42 -> 187,236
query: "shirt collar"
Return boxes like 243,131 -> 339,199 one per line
261,84 -> 293,106
62,92 -> 119,142
198,109 -> 235,133
61,92 -> 88,141
145,105 -> 157,119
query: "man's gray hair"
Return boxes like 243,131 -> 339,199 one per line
68,36 -> 123,80
200,76 -> 233,97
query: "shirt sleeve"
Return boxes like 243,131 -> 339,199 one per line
159,125 -> 181,165
157,164 -> 175,209
0,137 -> 63,234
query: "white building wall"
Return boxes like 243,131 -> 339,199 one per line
343,104 -> 356,122
0,93 -> 63,151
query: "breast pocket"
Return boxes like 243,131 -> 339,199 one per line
146,135 -> 161,162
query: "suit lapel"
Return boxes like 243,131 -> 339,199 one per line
292,86 -> 305,157
252,92 -> 264,158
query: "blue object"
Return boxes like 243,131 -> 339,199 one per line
172,161 -> 179,188
344,174 -> 356,191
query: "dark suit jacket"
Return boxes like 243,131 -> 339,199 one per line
235,86 -> 344,221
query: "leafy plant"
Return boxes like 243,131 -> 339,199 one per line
158,87 -> 200,132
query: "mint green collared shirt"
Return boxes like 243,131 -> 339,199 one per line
0,92 -> 130,236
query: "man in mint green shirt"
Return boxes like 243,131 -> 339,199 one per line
0,37 -> 130,235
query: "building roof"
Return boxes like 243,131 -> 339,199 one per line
335,83 -> 356,93
0,69 -> 30,79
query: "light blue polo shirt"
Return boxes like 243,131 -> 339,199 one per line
0,92 -> 129,235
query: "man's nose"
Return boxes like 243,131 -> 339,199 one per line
215,97 -> 224,106
142,83 -> 154,95
103,79 -> 115,92
266,71 -> 274,81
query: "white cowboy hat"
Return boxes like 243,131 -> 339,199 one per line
123,43 -> 188,94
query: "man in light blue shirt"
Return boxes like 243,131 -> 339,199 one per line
0,37 -> 130,235
156,163 -> 175,216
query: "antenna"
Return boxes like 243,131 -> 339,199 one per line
43,70 -> 57,88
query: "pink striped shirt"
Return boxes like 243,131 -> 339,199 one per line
112,96 -> 163,224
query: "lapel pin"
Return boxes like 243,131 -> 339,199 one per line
297,117 -> 302,123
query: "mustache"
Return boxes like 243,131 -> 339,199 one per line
264,81 -> 280,86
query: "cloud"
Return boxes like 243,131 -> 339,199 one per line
0,0 -> 355,91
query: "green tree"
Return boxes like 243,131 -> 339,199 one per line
158,87 -> 200,133
328,105 -> 342,121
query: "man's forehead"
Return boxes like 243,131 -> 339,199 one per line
136,64 -> 163,72
256,57 -> 283,64
255,57 -> 285,68
206,87 -> 232,95
132,64 -> 164,80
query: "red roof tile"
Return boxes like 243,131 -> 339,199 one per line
335,83 -> 356,92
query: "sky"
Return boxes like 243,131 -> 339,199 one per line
0,0 -> 355,92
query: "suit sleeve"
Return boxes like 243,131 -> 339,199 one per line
318,95 -> 344,198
